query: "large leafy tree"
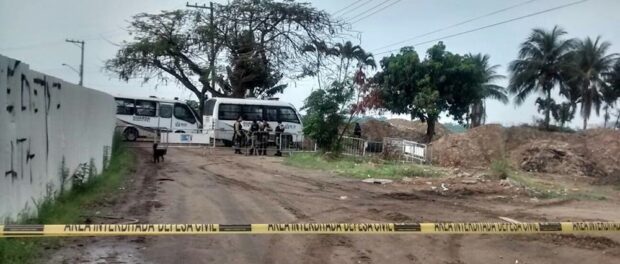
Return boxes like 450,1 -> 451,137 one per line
567,36 -> 617,129
374,43 -> 482,141
465,53 -> 507,128
106,0 -> 342,115
508,26 -> 577,130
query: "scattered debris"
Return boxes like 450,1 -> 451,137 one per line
441,183 -> 449,191
157,178 -> 175,182
461,179 -> 478,184
339,195 -> 348,200
362,178 -> 393,184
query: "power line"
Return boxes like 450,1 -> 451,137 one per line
372,0 -> 541,51
375,0 -> 589,56
332,0 -> 364,16
339,0 -> 375,17
350,0 -> 404,24
345,0 -> 394,21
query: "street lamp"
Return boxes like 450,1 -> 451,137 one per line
61,63 -> 80,75
65,39 -> 85,86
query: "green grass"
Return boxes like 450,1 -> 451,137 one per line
285,153 -> 443,179
508,171 -> 606,200
0,135 -> 135,264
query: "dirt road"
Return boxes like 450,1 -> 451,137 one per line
49,146 -> 620,264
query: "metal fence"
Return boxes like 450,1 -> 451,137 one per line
338,136 -> 430,163
383,137 -> 429,163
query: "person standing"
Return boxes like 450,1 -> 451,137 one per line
274,120 -> 285,156
248,120 -> 259,155
233,116 -> 244,154
353,122 -> 362,138
258,119 -> 271,155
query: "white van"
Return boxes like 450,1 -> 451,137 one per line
114,96 -> 201,141
202,97 -> 303,146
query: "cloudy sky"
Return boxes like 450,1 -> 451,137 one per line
1,0 -> 618,128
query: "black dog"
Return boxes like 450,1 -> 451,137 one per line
153,143 -> 167,163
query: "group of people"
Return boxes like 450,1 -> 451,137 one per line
232,116 -> 285,156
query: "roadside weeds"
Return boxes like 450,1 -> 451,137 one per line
0,135 -> 135,264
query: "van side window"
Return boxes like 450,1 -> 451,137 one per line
218,104 -> 240,120
135,100 -> 156,117
242,105 -> 263,121
204,99 -> 216,116
159,104 -> 172,118
278,107 -> 300,123
174,103 -> 196,124
115,98 -> 135,115
265,107 -> 278,121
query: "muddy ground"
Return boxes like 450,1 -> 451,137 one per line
47,145 -> 620,264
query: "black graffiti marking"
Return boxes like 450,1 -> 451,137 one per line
4,141 -> 17,181
6,105 -> 13,112
34,89 -> 37,95
7,60 -> 20,77
6,88 -> 9,94
21,74 -> 31,111
35,77 -> 52,160
16,138 -> 28,180
26,141 -> 35,184
53,82 -> 61,90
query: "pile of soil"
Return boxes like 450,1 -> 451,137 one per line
511,140 -> 603,177
360,118 -> 448,142
431,124 -> 620,181
430,125 -> 505,168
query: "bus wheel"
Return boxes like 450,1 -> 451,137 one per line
124,127 -> 139,141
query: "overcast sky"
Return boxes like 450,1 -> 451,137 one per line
1,0 -> 618,128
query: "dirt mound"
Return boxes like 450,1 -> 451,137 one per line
431,124 -> 505,168
360,118 -> 448,142
511,140 -> 603,177
431,124 -> 620,181
583,129 -> 620,182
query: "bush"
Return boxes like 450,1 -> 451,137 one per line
490,158 -> 511,180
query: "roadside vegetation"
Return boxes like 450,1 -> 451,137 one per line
489,158 -> 607,200
0,134 -> 134,264
285,153 -> 443,179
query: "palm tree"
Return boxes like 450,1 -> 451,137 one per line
602,59 -> 620,127
568,36 -> 617,130
508,26 -> 577,130
467,53 -> 508,128
335,41 -> 363,82
302,40 -> 338,90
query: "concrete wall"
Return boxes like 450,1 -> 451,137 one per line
0,54 -> 116,222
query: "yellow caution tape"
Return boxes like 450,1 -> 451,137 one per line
1,222 -> 619,237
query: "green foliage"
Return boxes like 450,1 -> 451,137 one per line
0,135 -> 134,263
374,42 -> 483,141
106,0 -> 343,114
285,153 -> 443,179
567,36 -> 618,129
465,53 -> 507,128
508,25 -> 577,130
302,82 -> 352,151
490,158 -> 512,180
443,122 -> 468,133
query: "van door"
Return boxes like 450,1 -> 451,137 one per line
158,103 -> 173,132
173,103 -> 198,132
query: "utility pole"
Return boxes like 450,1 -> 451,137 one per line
65,39 -> 85,86
186,2 -> 217,94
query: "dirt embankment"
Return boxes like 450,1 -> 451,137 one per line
360,118 -> 449,142
431,125 -> 620,181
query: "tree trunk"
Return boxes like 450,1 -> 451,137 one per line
583,116 -> 588,130
544,89 -> 551,130
603,107 -> 609,128
426,117 -> 436,143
